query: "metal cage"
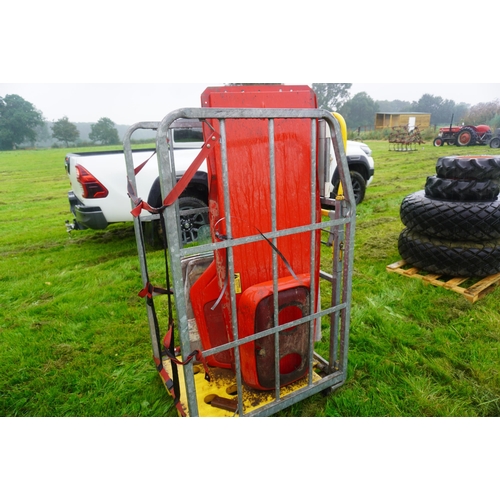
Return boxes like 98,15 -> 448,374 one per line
124,107 -> 356,417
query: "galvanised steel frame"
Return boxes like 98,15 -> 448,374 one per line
124,107 -> 356,417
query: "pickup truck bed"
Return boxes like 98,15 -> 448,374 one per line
64,122 -> 374,243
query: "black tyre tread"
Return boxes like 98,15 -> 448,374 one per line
400,191 -> 500,242
424,175 -> 500,201
398,228 -> 500,277
436,155 -> 500,180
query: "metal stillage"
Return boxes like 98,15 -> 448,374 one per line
123,104 -> 356,417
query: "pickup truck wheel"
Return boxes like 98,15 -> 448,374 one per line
144,196 -> 209,248
332,171 -> 366,204
178,197 -> 209,245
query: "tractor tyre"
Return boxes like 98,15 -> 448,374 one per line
435,156 -> 500,181
424,175 -> 500,202
456,127 -> 477,146
433,137 -> 444,147
400,191 -> 500,242
398,228 -> 500,277
490,137 -> 500,149
447,137 -> 456,146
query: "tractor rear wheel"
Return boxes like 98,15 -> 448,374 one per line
456,127 -> 477,146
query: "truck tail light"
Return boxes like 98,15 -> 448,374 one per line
75,164 -> 109,199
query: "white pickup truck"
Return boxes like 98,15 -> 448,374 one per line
64,120 -> 374,243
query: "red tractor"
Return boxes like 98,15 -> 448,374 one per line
433,123 -> 492,147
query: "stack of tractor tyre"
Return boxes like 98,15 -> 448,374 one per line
398,155 -> 500,277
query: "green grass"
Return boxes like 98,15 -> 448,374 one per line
1,143 -> 499,417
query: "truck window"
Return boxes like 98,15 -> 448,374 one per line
173,127 -> 204,143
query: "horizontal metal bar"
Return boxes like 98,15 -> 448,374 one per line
178,216 -> 353,258
244,371 -> 347,417
199,301 -> 348,359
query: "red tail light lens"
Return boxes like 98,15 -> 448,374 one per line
75,164 -> 109,199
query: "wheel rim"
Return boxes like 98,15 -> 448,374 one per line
458,132 -> 471,146
352,178 -> 362,203
179,205 -> 208,244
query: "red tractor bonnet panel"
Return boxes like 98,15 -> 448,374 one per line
191,85 -> 321,389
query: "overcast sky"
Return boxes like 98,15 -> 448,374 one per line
2,3 -> 498,126
1,83 -> 499,126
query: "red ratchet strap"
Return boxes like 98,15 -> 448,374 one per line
162,325 -> 211,383
127,177 -> 160,217
153,325 -> 211,417
162,129 -> 220,207
134,150 -> 156,176
138,282 -> 172,300
153,356 -> 187,417
128,127 -> 220,218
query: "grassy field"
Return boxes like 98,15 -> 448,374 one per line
1,141 -> 499,417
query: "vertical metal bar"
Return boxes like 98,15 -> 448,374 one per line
308,119 -> 317,385
218,119 -> 244,416
340,211 -> 355,376
157,117 -> 199,416
268,119 -> 280,401
330,217 -> 343,372
123,123 -> 162,360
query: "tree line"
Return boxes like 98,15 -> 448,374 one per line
1,87 -> 499,150
312,83 -> 500,131
0,94 -> 120,150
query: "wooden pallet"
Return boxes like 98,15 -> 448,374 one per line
386,260 -> 500,303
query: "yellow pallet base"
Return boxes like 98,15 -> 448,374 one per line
166,359 -> 322,417
386,260 -> 500,303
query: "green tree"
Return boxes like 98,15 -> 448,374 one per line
339,92 -> 379,130
411,93 -> 443,125
312,83 -> 352,111
51,116 -> 80,146
0,94 -> 44,150
376,99 -> 413,112
453,102 -> 471,124
89,117 -> 120,145
460,100 -> 500,125
411,93 -> 472,126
